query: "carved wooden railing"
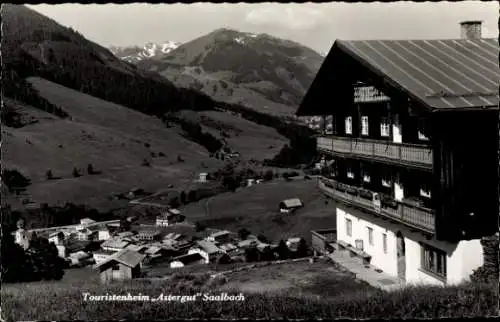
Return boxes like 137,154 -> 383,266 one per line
316,136 -> 433,167
318,177 -> 435,233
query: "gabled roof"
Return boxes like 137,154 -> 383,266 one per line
94,249 -> 146,269
297,38 -> 498,115
171,253 -> 204,265
101,238 -> 130,249
280,198 -> 303,209
196,240 -> 221,254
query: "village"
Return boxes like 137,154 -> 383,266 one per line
12,170 -> 312,284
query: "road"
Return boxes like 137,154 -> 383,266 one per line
28,219 -> 121,233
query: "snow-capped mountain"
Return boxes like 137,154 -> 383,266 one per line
109,41 -> 182,63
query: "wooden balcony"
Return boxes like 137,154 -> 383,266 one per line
318,177 -> 436,234
316,136 -> 433,168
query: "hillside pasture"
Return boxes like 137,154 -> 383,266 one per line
2,77 -> 223,210
177,110 -> 288,161
180,179 -> 336,242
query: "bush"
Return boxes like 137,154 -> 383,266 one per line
45,170 -> 54,180
158,152 -> 166,157
141,159 -> 150,167
295,238 -> 310,258
238,228 -> 251,240
2,169 -> 31,192
263,170 -> 274,181
180,191 -> 187,204
275,240 -> 290,260
257,234 -> 269,244
87,163 -> 94,175
195,222 -> 206,232
177,155 -> 184,162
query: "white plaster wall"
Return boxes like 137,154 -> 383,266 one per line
336,207 -> 398,276
98,231 -> 111,241
336,206 -> 484,286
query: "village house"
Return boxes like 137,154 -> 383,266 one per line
169,253 -> 205,269
296,21 -> 498,286
136,230 -> 162,241
97,226 -> 111,241
93,249 -> 116,264
68,250 -> 92,266
48,231 -> 65,245
198,172 -> 208,183
207,230 -> 232,244
75,218 -> 96,231
94,249 -> 146,284
188,240 -> 224,264
279,198 -> 304,213
76,227 -> 98,241
101,238 -> 130,252
237,239 -> 258,249
156,213 -> 174,227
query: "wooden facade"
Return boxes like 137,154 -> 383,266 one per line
299,39 -> 498,243
98,261 -> 141,284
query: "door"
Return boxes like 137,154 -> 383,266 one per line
392,114 -> 402,143
396,232 -> 406,280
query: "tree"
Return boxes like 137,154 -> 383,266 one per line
263,170 -> 274,181
257,234 -> 269,244
25,237 -> 65,281
141,159 -> 150,167
87,163 -> 94,175
275,240 -> 290,260
72,167 -> 81,178
187,190 -> 197,203
195,221 -> 206,232
169,196 -> 180,209
1,229 -> 29,283
46,169 -> 53,180
238,228 -> 251,240
296,238 -> 310,258
180,191 -> 187,204
244,247 -> 260,263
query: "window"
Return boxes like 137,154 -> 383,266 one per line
112,264 -> 120,271
345,116 -> 352,135
363,172 -> 371,183
380,118 -> 390,137
361,116 -> 369,136
347,168 -> 355,179
346,218 -> 352,237
367,227 -> 374,246
420,183 -> 431,198
382,233 -> 387,254
418,120 -> 429,141
381,173 -> 392,187
421,244 -> 447,278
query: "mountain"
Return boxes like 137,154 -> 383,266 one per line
129,28 -> 325,117
109,41 -> 182,63
1,5 -> 290,210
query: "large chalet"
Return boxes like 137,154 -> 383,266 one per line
297,21 -> 498,285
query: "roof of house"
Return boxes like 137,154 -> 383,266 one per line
117,231 -> 135,238
94,249 -> 146,269
238,239 -> 258,247
145,246 -> 163,254
171,253 -> 204,265
49,231 -> 64,238
196,240 -> 221,254
125,244 -> 148,252
168,208 -> 181,215
80,218 -> 96,225
210,230 -> 231,238
297,38 -> 498,115
280,198 -> 303,209
287,237 -> 301,244
137,230 -> 161,236
219,243 -> 237,252
101,238 -> 130,249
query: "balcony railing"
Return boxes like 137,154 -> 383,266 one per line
318,177 -> 436,234
316,136 -> 433,167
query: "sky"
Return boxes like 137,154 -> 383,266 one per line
28,2 -> 498,54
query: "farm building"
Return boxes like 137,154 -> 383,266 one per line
279,198 -> 304,213
169,253 -> 205,269
207,230 -> 232,244
93,250 -> 116,264
101,238 -> 130,252
198,172 -> 208,183
68,251 -> 92,266
188,240 -> 224,264
97,227 -> 111,241
94,249 -> 146,284
297,21 -> 498,286
136,230 -> 162,241
48,231 -> 65,246
156,214 -> 174,227
75,227 -> 98,241
14,228 -> 32,250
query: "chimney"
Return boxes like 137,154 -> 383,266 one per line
460,21 -> 482,40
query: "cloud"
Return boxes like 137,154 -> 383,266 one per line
245,6 -> 326,31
